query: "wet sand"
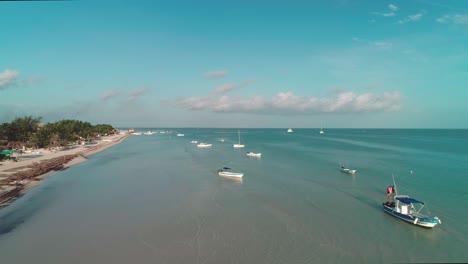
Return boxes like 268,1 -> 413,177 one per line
0,133 -> 129,207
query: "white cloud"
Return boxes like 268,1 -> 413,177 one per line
436,14 -> 468,24
372,4 -> 399,18
0,69 -> 19,90
101,89 -> 120,101
214,79 -> 255,93
128,88 -> 148,102
398,13 -> 423,24
203,70 -> 228,79
389,4 -> 398,12
175,91 -> 403,114
372,11 -> 395,17
370,41 -> 393,49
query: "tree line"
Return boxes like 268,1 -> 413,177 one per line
0,116 -> 116,149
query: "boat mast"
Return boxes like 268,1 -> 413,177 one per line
392,174 -> 398,196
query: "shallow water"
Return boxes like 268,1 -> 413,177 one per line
0,129 -> 467,263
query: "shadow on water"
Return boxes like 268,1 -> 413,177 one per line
0,206 -> 36,236
0,185 -> 55,236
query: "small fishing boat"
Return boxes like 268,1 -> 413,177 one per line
177,133 -> 184,137
246,152 -> 262,157
217,167 -> 244,178
382,176 -> 441,228
197,142 -> 212,148
340,165 -> 356,175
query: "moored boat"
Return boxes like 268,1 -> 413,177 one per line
197,142 -> 212,148
246,152 -> 262,157
340,165 -> 356,174
217,167 -> 244,178
233,130 -> 244,148
382,176 -> 441,228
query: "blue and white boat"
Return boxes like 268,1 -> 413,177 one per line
383,176 -> 441,228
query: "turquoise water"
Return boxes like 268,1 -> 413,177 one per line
0,129 -> 467,263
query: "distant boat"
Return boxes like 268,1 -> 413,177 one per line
217,167 -> 244,178
340,165 -> 356,175
287,128 -> 293,133
190,140 -> 198,144
246,152 -> 262,157
219,138 -> 225,142
320,121 -> 325,134
233,130 -> 245,148
131,132 -> 142,136
383,175 -> 441,228
197,142 -> 212,148
177,133 -> 185,137
143,131 -> 154,135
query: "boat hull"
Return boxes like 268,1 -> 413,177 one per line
382,204 -> 439,228
341,168 -> 356,174
218,172 -> 244,178
233,144 -> 245,148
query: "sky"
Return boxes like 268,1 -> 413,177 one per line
1,0 -> 467,128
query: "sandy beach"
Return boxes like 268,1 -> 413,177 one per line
0,132 -> 129,207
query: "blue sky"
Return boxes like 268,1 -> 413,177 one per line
1,0 -> 467,128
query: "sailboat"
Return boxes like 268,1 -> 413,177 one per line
233,130 -> 245,148
287,128 -> 293,133
320,121 -> 325,134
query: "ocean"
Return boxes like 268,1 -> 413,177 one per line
0,129 -> 467,263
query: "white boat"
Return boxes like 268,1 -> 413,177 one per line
246,152 -> 262,157
177,133 -> 184,137
143,131 -> 154,135
131,132 -> 142,136
217,167 -> 244,178
219,138 -> 225,142
340,165 -> 356,175
190,140 -> 198,144
383,176 -> 441,228
320,121 -> 325,134
233,130 -> 245,148
197,142 -> 212,148
287,128 -> 293,133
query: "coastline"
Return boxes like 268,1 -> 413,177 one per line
0,133 -> 130,208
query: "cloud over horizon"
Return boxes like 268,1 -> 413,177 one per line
101,89 -> 120,101
128,88 -> 148,102
175,91 -> 403,115
214,79 -> 256,93
0,69 -> 20,90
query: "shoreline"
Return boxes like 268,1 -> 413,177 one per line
0,133 -> 130,208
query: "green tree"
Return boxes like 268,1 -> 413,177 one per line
1,116 -> 42,142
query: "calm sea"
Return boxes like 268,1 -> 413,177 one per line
0,129 -> 467,263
